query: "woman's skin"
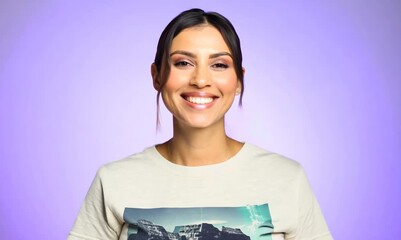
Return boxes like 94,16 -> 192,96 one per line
152,25 -> 245,167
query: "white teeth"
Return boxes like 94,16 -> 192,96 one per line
186,96 -> 213,104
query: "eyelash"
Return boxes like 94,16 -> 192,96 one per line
174,61 -> 193,67
173,61 -> 229,69
211,63 -> 229,69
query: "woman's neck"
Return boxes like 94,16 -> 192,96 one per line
157,118 -> 243,166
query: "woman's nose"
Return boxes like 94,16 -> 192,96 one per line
190,65 -> 211,88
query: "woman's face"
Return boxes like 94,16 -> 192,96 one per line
156,25 -> 241,129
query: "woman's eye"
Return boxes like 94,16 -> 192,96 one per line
211,63 -> 229,69
174,61 -> 193,67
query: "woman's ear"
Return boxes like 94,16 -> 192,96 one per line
151,63 -> 161,91
236,67 -> 245,95
235,83 -> 242,96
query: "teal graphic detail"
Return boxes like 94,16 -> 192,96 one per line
123,204 -> 273,240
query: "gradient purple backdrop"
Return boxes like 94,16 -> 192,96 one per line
1,1 -> 400,239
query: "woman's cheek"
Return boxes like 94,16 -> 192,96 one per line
215,74 -> 239,92
166,69 -> 192,88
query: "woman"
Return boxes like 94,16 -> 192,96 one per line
69,8 -> 332,240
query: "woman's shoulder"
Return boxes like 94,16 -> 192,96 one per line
242,142 -> 303,174
96,146 -> 159,175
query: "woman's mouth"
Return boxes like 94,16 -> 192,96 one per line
185,96 -> 214,104
181,92 -> 218,104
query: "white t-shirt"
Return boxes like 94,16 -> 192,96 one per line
68,143 -> 332,240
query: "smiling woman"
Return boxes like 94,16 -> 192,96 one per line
157,26 -> 241,133
68,8 -> 333,240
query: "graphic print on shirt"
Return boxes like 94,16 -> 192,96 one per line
123,203 -> 273,240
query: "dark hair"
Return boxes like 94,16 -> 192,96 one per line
153,8 -> 244,125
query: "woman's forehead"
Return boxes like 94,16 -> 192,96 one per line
170,25 -> 230,53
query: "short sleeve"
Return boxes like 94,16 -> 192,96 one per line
68,168 -> 120,240
289,167 -> 333,240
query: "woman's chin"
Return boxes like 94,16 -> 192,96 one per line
175,117 -> 224,130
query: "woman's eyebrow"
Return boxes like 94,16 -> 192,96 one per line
170,50 -> 195,58
209,52 -> 233,59
170,50 -> 232,59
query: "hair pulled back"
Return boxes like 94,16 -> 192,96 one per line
153,8 -> 244,125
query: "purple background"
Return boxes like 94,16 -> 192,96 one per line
1,1 -> 400,239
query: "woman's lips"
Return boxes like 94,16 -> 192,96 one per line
185,96 -> 214,104
181,92 -> 218,108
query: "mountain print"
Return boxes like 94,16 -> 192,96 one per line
123,204 -> 274,240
